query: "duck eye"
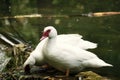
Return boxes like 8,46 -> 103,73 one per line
43,29 -> 51,36
46,29 -> 51,33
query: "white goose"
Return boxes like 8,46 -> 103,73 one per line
41,26 -> 113,76
23,27 -> 97,73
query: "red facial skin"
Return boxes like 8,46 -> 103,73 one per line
40,29 -> 51,41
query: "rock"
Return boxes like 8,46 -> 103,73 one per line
75,71 -> 110,80
0,50 -> 11,72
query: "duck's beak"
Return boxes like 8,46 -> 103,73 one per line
40,30 -> 49,41
40,36 -> 47,41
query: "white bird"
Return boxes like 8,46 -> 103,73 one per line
41,26 -> 113,76
23,27 -> 98,73
23,38 -> 46,73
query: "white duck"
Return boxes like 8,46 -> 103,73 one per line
41,26 -> 113,76
23,27 -> 98,73
23,38 -> 46,73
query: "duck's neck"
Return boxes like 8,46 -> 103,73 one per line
47,36 -> 57,48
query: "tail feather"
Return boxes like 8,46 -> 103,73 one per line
79,40 -> 97,49
83,58 -> 113,68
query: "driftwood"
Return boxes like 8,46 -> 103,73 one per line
0,12 -> 120,20
0,32 -> 31,67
